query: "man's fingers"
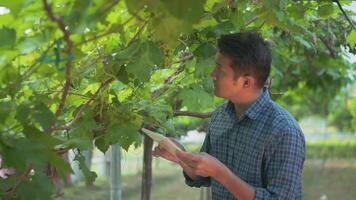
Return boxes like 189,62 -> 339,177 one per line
177,151 -> 200,167
152,146 -> 162,157
179,160 -> 195,175
152,145 -> 180,163
153,145 -> 166,155
177,151 -> 200,161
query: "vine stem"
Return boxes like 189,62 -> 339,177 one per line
173,111 -> 212,119
43,0 -> 73,117
50,78 -> 114,131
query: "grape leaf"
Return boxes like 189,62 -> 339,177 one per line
126,41 -> 164,82
74,154 -> 97,185
0,27 -> 16,48
32,103 -> 56,131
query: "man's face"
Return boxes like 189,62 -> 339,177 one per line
210,52 -> 240,99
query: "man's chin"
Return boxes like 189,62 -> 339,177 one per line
213,90 -> 229,99
213,90 -> 222,98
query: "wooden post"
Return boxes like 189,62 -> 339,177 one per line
141,135 -> 153,200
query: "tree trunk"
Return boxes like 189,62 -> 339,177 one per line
141,135 -> 153,200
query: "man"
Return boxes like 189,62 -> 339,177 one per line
153,31 -> 305,200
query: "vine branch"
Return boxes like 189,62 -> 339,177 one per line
333,0 -> 355,30
43,0 -> 74,117
320,36 -> 337,58
171,53 -> 194,65
152,53 -> 193,98
51,17 -> 148,132
173,110 -> 212,119
244,11 -> 268,27
75,13 -> 136,47
50,78 -> 114,131
126,21 -> 148,48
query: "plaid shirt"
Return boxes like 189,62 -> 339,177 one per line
184,88 -> 305,200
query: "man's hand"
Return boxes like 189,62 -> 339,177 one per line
153,141 -> 227,181
176,151 -> 256,200
152,138 -> 185,163
176,151 -> 226,180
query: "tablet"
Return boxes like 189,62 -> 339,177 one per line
141,128 -> 182,157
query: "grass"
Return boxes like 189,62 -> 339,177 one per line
303,159 -> 356,200
59,159 -> 356,200
58,164 -> 200,200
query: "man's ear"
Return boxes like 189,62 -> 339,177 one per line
242,75 -> 260,89
242,76 -> 251,88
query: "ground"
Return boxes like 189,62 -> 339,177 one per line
59,159 -> 356,200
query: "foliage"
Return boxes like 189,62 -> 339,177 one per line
327,85 -> 356,133
0,0 -> 355,199
307,139 -> 356,159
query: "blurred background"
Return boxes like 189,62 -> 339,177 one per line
57,112 -> 356,200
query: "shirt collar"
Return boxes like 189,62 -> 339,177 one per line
224,87 -> 271,120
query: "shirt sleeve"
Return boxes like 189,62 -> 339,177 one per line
183,132 -> 212,187
254,126 -> 305,200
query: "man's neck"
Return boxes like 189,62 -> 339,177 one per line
231,89 -> 263,119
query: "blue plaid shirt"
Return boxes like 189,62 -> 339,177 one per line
184,88 -> 305,199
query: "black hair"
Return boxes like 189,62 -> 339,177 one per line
217,31 -> 271,88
